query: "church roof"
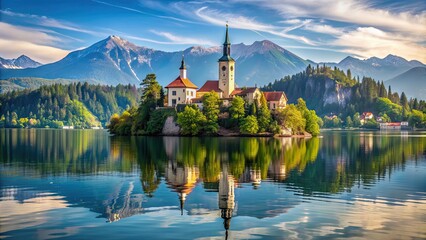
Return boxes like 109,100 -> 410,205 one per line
198,80 -> 223,92
218,55 -> 235,62
165,76 -> 197,89
263,91 -> 287,101
231,87 -> 258,96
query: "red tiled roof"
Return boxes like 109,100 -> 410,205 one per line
198,80 -> 222,92
165,76 -> 198,89
230,87 -> 258,96
263,91 -> 287,102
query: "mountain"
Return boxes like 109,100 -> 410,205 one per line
0,36 -> 309,87
0,77 -> 73,94
0,55 -> 42,69
327,55 -> 425,81
386,67 -> 426,100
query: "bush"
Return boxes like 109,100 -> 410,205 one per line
146,108 -> 176,134
177,105 -> 206,135
239,115 -> 259,134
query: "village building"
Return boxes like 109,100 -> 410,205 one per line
230,87 -> 261,105
360,112 -> 374,125
263,91 -> 288,110
165,57 -> 198,107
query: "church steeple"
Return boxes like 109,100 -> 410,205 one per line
179,55 -> 187,79
219,23 -> 234,62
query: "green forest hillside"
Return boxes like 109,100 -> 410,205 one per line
0,82 -> 139,128
263,65 -> 426,127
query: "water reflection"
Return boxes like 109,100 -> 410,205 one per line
1,129 -> 425,239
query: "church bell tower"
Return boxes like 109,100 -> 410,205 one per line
218,24 -> 235,98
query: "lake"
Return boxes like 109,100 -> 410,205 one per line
0,129 -> 425,239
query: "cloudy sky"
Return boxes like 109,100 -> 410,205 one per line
1,0 -> 425,63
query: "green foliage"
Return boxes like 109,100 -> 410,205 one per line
296,98 -> 320,136
345,116 -> 353,128
239,115 -> 259,134
146,108 -> 177,135
353,113 -> 361,127
132,74 -> 162,134
257,93 -> 271,132
202,91 -> 220,134
323,116 -> 342,128
229,96 -> 245,121
376,97 -> 402,122
107,107 -> 137,135
409,110 -> 425,128
363,119 -> 379,129
304,110 -> 320,136
276,104 -> 306,134
0,82 -> 138,128
177,105 -> 206,135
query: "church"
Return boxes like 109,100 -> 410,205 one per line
165,25 -> 287,110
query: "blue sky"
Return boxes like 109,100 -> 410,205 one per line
1,0 -> 425,63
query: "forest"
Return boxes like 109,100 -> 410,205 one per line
0,82 -> 139,128
263,65 -> 426,128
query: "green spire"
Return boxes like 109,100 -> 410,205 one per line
219,23 -> 234,62
224,23 -> 230,45
179,55 -> 186,69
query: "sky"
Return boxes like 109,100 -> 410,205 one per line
1,0 -> 425,64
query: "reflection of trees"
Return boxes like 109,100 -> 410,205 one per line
284,132 -> 426,194
0,129 -> 113,175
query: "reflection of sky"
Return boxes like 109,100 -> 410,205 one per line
1,161 -> 425,239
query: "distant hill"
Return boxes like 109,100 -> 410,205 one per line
325,55 -> 425,81
386,67 -> 426,100
0,82 -> 139,128
0,36 -> 309,87
0,55 -> 42,69
0,77 -> 73,94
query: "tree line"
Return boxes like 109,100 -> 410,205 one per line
0,82 -> 139,128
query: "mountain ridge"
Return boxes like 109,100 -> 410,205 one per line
0,36 -> 309,87
0,55 -> 42,69
1,35 -> 424,88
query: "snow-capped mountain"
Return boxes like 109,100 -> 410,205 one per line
0,36 -> 309,86
1,36 -> 424,87
0,55 -> 42,69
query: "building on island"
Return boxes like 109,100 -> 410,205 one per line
165,56 -> 198,107
230,87 -> 261,105
165,24 -> 287,110
263,91 -> 288,110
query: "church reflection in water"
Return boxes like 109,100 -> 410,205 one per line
2,129 -> 423,238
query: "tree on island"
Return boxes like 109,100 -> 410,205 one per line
202,91 -> 220,134
229,96 -> 245,124
239,115 -> 259,134
275,105 -> 306,135
177,105 -> 206,135
132,74 -> 162,134
257,93 -> 271,132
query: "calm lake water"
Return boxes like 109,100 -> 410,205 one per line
0,129 -> 425,239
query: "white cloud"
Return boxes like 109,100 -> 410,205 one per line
0,10 -> 99,36
151,30 -> 216,45
194,7 -> 316,45
0,23 -> 69,63
303,23 -> 344,36
233,0 -> 426,37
